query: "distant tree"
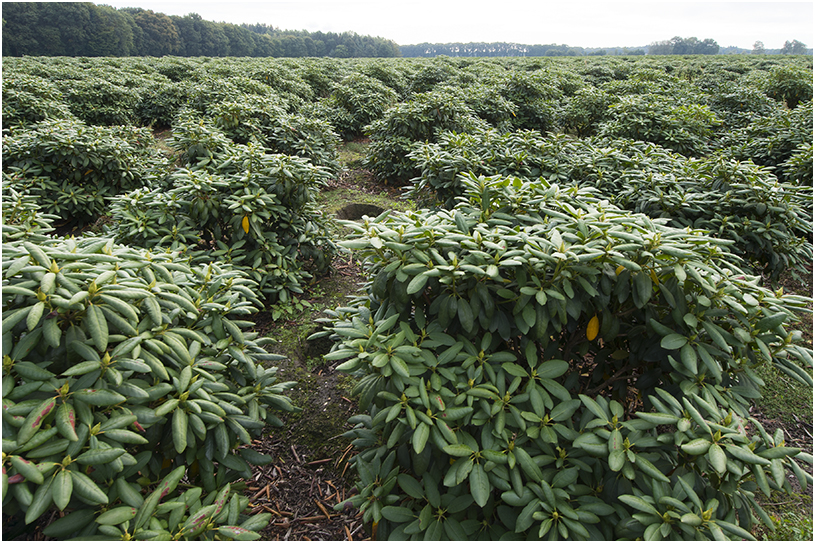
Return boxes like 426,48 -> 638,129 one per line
332,44 -> 351,58
171,14 -> 202,56
698,38 -> 719,55
752,40 -> 766,54
2,3 -> 397,58
85,4 -> 136,56
648,36 -> 718,55
648,40 -> 673,55
221,23 -> 255,56
781,39 -> 808,54
2,2 -> 46,55
280,35 -> 307,57
131,9 -> 181,56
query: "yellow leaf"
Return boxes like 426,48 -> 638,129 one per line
615,265 -> 625,275
241,215 -> 250,234
586,315 -> 600,341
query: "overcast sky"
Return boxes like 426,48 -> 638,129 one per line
97,0 -> 813,49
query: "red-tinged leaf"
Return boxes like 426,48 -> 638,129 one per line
18,397 -> 57,445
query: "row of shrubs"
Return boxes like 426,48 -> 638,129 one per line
319,173 -> 814,540
2,54 -> 813,541
406,126 -> 813,282
2,182 -> 298,539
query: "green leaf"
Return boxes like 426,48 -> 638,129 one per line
635,412 -> 680,426
25,474 -> 54,524
514,446 -> 542,481
382,506 -> 416,523
552,466 -> 578,489
73,389 -> 126,406
10,456 -> 43,484
84,304 -> 108,352
52,470 -> 73,510
660,334 -> 687,350
578,394 -> 608,422
412,422 -> 430,454
536,359 -> 569,379
406,272 -> 429,295
443,443 -> 474,457
469,462 -> 490,507
516,499 -> 540,533
634,453 -> 670,483
42,508 -> 97,538
608,428 -> 623,452
725,444 -> 770,466
96,505 -> 137,526
708,443 -> 727,475
680,512 -> 702,526
398,473 -> 425,500
17,396 -> 57,446
619,494 -> 660,516
609,449 -> 625,471
679,343 -> 697,373
681,438 -> 712,456
69,470 -> 108,505
26,301 -> 45,332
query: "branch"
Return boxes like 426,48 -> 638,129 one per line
584,363 -> 635,396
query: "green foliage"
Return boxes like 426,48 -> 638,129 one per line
718,101 -> 814,182
2,1 -> 400,59
497,70 -> 565,133
407,128 -> 570,207
570,141 -> 813,281
358,60 -> 411,98
186,75 -> 289,115
2,119 -> 169,227
363,90 -> 487,184
762,65 -> 814,109
111,122 -> 337,303
316,73 -> 399,140
704,85 -> 780,130
319,174 -> 813,540
408,129 -> 812,281
1,74 -> 76,128
598,95 -> 721,157
0,176 -> 59,243
1,195 -> 298,538
563,86 -> 616,137
210,99 -> 341,173
135,81 -> 191,128
781,142 -> 814,186
249,63 -> 315,103
60,78 -> 142,126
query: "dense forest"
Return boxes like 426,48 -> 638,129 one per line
1,2 -> 401,58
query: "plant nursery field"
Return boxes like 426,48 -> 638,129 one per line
1,54 -> 813,541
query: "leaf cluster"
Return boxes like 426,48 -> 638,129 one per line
318,174 -> 813,540
3,119 -> 170,227
111,116 -> 337,303
1,205 -> 298,538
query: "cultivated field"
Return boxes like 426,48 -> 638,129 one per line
2,54 -> 813,541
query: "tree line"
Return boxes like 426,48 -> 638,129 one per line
401,38 -> 719,58
1,2 -> 401,58
400,37 -> 812,58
